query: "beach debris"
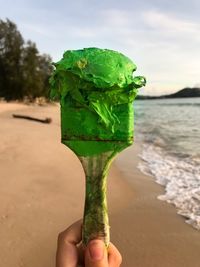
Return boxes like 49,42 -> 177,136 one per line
50,47 -> 146,246
12,114 -> 52,124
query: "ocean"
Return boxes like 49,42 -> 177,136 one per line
128,98 -> 200,230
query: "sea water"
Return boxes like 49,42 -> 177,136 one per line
134,98 -> 200,230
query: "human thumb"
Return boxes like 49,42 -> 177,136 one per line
85,240 -> 108,267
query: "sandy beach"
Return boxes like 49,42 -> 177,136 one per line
0,103 -> 200,267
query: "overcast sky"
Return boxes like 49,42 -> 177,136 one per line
0,0 -> 200,95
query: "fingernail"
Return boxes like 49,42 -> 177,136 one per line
88,240 -> 105,260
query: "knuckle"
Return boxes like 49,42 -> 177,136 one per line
57,231 -> 64,242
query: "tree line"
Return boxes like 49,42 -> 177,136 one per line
0,19 -> 53,101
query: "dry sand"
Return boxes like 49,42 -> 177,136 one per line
0,103 -> 200,267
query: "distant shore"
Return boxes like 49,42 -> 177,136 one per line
137,87 -> 200,99
0,103 -> 200,267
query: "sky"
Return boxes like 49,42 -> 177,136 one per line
0,0 -> 200,95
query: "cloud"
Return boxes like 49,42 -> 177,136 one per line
66,26 -> 97,38
22,23 -> 53,37
142,9 -> 200,39
101,9 -> 133,28
0,1 -> 200,95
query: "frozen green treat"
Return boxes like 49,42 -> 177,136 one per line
50,48 -> 145,156
50,47 -> 146,246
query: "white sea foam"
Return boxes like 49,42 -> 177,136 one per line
138,143 -> 200,230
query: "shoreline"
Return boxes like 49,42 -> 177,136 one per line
0,103 -> 200,267
113,144 -> 200,267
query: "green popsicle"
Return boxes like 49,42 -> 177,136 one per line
50,47 -> 146,246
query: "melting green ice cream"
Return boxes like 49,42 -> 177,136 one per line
50,47 -> 146,156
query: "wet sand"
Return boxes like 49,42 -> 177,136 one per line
0,103 -> 199,267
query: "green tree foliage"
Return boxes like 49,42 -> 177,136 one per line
0,19 -> 53,101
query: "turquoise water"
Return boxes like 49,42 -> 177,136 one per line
133,98 -> 200,230
134,97 -> 200,158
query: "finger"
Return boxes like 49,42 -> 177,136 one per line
56,220 -> 82,267
58,219 -> 83,245
108,243 -> 122,267
85,239 -> 108,267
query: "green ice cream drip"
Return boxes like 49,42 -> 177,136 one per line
50,47 -> 146,246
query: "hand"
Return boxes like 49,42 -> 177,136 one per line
56,220 -> 122,267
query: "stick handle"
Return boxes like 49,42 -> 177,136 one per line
80,154 -> 113,247
82,172 -> 109,246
